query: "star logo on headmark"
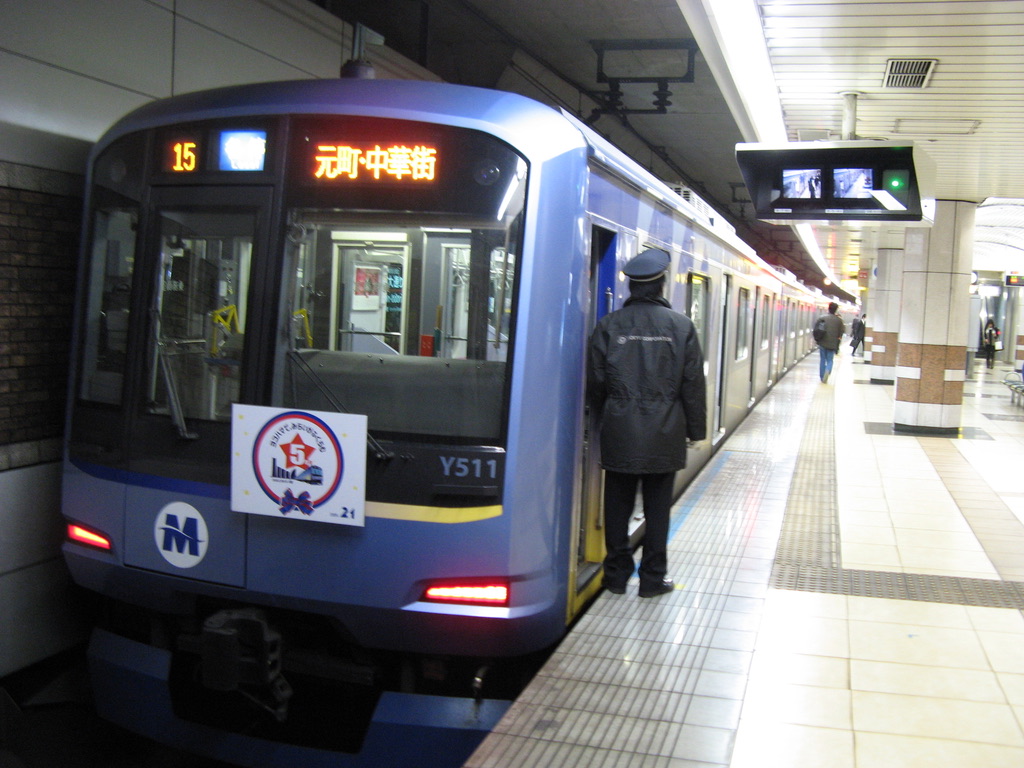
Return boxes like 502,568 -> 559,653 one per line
281,433 -> 316,469
273,433 -> 324,486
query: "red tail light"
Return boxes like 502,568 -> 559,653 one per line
67,523 -> 112,551
423,582 -> 509,607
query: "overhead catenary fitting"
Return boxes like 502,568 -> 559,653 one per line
587,39 -> 698,122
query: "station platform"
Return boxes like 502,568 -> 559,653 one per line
466,350 -> 1024,768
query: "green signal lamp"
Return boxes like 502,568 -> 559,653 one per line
883,169 -> 910,193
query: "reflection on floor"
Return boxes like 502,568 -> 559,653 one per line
468,351 -> 1024,768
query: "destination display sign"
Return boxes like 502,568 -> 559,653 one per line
160,128 -> 268,174
312,142 -> 438,183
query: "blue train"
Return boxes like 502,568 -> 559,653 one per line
62,78 -> 827,766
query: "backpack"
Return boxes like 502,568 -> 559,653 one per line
812,316 -> 827,342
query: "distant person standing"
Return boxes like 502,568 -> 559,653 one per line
982,318 -> 1000,369
813,302 -> 845,383
588,249 -> 707,599
850,314 -> 866,356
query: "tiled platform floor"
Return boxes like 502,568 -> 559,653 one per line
466,349 -> 1024,768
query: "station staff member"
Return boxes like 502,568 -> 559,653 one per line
588,249 -> 707,598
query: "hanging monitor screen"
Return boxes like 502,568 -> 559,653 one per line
782,169 -> 822,199
736,141 -> 932,222
833,168 -> 873,199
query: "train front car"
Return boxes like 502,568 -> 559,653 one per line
61,80 -> 591,767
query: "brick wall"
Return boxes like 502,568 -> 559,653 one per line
0,162 -> 83,469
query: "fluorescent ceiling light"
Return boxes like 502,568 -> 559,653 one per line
677,0 -> 787,142
794,223 -> 840,285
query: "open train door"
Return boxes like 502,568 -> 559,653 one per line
568,225 -> 619,618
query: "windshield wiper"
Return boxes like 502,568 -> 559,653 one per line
287,350 -> 393,460
151,309 -> 199,440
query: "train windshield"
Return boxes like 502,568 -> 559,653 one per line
70,116 -> 526,481
274,117 -> 528,446
278,213 -> 520,444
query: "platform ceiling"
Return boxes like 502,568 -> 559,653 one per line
326,0 -> 1024,302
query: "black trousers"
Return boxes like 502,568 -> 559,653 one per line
602,470 -> 674,592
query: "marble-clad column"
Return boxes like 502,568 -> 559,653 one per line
868,249 -> 903,384
1016,297 -> 1024,372
893,200 -> 974,433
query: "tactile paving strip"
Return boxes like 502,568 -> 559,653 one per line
770,381 -> 1024,608
466,364 -> 817,768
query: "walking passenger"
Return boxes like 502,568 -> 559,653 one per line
814,302 -> 845,383
850,314 -> 866,356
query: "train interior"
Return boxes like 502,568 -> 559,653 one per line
282,216 -> 516,442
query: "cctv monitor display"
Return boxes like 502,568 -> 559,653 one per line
781,169 -> 822,199
834,168 -> 874,199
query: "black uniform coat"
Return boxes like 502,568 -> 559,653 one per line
588,296 -> 707,474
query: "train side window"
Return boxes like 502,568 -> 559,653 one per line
79,194 -> 138,405
78,134 -> 147,406
760,295 -> 771,349
736,287 -> 750,361
687,273 -> 710,359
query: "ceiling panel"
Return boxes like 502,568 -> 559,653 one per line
333,0 -> 1024,297
755,0 -> 1024,280
760,0 -> 1024,201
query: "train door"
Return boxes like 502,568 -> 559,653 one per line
713,274 -> 731,441
570,224 -> 618,615
120,185 -> 274,584
330,235 -> 409,354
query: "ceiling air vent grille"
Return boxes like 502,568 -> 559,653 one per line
883,59 -> 937,89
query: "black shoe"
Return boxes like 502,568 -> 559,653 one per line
603,582 -> 626,595
638,577 -> 674,598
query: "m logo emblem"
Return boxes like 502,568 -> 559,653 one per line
154,502 -> 209,568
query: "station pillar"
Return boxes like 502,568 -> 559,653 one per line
1016,293 -> 1024,373
892,200 -> 975,434
867,248 -> 903,384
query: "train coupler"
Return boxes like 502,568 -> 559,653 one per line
200,608 -> 293,721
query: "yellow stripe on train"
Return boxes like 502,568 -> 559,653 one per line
365,501 -> 502,523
